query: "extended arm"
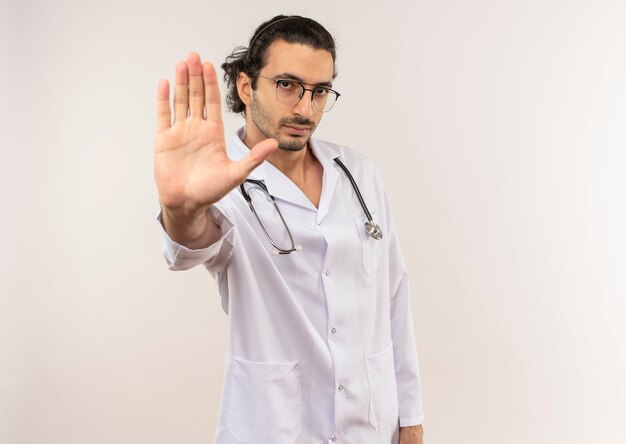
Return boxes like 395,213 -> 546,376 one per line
154,52 -> 278,249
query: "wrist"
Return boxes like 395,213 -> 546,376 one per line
161,204 -> 219,249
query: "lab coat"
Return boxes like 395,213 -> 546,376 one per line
159,127 -> 424,444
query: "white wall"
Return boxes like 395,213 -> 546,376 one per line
1,0 -> 625,443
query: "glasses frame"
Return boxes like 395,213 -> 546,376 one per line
250,72 -> 341,113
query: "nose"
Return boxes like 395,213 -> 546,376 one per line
292,88 -> 315,118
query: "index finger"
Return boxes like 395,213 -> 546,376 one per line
203,62 -> 222,123
174,61 -> 189,122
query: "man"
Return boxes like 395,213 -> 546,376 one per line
154,15 -> 424,444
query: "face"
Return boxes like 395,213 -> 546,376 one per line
242,40 -> 335,152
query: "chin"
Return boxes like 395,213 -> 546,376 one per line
278,143 -> 307,152
277,136 -> 309,152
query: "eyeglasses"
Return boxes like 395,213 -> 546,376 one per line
251,73 -> 341,113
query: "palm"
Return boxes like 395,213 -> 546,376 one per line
154,52 -> 277,212
155,117 -> 231,209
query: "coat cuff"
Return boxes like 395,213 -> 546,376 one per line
399,415 -> 424,427
157,205 -> 235,272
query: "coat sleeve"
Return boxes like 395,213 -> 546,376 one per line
157,204 -> 235,274
384,191 -> 425,427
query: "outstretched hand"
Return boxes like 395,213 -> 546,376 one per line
153,52 -> 277,248
154,52 -> 277,215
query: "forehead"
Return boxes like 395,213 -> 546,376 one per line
262,39 -> 335,83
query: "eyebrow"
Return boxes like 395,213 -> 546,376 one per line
271,72 -> 334,88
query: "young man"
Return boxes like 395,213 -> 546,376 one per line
154,15 -> 425,444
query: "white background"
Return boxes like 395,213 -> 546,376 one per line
1,0 -> 625,443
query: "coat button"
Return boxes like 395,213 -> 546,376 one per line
338,384 -> 344,390
331,436 -> 337,442
325,270 -> 331,276
331,327 -> 337,334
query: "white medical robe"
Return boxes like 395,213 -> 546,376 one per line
159,127 -> 424,444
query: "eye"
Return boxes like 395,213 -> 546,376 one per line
276,80 -> 296,90
313,87 -> 329,98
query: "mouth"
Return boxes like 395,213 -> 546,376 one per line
283,125 -> 312,136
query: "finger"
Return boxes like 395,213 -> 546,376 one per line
231,138 -> 279,182
174,61 -> 189,122
203,62 -> 222,123
156,79 -> 171,133
186,52 -> 204,118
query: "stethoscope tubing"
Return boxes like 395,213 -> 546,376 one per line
239,157 -> 382,254
332,157 -> 374,223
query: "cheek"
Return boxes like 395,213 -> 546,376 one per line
310,113 -> 323,128
253,97 -> 286,130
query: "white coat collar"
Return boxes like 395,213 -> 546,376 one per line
228,127 -> 341,218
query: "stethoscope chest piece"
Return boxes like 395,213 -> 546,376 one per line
365,220 -> 383,240
333,157 -> 384,241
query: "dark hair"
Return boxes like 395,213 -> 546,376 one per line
221,15 -> 337,115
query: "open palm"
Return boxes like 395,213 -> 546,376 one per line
154,52 -> 277,213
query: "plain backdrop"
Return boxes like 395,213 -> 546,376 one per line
1,0 -> 625,443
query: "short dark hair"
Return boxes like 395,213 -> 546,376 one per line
221,15 -> 337,115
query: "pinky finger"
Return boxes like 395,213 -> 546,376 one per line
156,79 -> 172,133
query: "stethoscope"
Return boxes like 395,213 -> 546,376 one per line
239,157 -> 383,255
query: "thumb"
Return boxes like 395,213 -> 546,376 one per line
232,138 -> 279,181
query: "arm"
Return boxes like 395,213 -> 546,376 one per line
383,194 -> 425,437
390,267 -> 424,427
160,204 -> 222,251
158,204 -> 235,273
153,52 -> 278,250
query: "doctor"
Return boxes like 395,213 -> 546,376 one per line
154,15 -> 424,444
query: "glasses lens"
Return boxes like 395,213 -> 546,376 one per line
275,80 -> 302,106
274,80 -> 338,113
314,91 -> 338,113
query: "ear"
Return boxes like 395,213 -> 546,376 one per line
237,72 -> 253,107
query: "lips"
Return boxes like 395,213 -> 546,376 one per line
283,125 -> 311,136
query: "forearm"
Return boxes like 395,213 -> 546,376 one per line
390,272 -> 424,425
161,204 -> 222,250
